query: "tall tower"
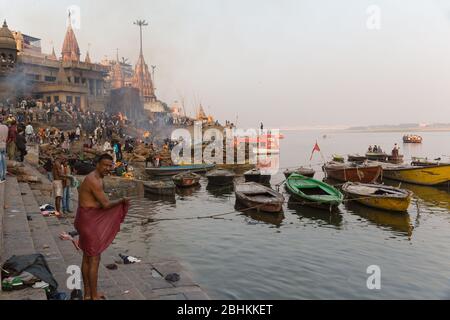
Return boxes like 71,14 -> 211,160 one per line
85,43 -> 92,63
61,12 -> 81,62
111,48 -> 124,89
132,19 -> 156,102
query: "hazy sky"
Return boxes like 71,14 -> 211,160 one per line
2,0 -> 450,128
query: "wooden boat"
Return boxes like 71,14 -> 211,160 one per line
234,182 -> 284,213
244,169 -> 271,185
366,152 -> 388,162
347,154 -> 367,163
206,168 -> 235,185
403,134 -> 422,143
410,157 -> 442,167
216,163 -> 255,174
172,172 -> 201,187
143,180 -> 176,196
322,162 -> 382,183
283,167 -> 315,179
332,155 -> 344,163
145,163 -> 215,176
380,163 -> 450,186
387,154 -> 404,164
285,174 -> 343,209
342,182 -> 412,212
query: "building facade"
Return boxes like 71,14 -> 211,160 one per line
0,20 -> 18,101
1,18 -> 109,111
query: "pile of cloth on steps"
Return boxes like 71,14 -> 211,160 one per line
1,253 -> 65,299
39,203 -> 55,217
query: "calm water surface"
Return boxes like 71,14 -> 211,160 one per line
112,130 -> 450,299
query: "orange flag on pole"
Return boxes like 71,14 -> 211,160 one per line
310,141 -> 321,160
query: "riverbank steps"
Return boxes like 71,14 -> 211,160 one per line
0,160 -> 209,300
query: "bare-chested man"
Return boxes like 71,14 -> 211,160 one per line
75,153 -> 129,300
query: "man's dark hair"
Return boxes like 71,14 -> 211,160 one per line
97,153 -> 113,163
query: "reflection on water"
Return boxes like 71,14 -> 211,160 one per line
286,196 -> 343,227
143,191 -> 176,204
384,180 -> 450,211
206,183 -> 234,198
234,202 -> 285,227
344,201 -> 413,237
176,184 -> 202,197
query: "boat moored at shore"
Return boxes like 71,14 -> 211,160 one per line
342,182 -> 412,212
235,182 -> 284,213
322,162 -> 382,183
380,163 -> 450,186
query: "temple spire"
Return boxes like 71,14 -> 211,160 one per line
49,46 -> 57,60
132,19 -> 155,102
85,43 -> 91,63
61,11 -> 80,62
85,51 -> 91,63
111,48 -> 124,89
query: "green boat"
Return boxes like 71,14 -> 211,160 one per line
285,174 -> 344,210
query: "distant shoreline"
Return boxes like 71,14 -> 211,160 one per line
278,127 -> 450,133
342,127 -> 450,133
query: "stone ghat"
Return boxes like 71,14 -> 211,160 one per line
0,161 -> 209,300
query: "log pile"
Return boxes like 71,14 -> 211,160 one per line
6,160 -> 41,183
158,149 -> 173,166
123,143 -> 151,162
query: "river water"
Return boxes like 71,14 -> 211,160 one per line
111,130 -> 450,299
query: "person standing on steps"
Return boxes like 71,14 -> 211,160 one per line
52,157 -> 64,217
43,157 -> 53,182
6,119 -> 17,160
61,158 -> 72,214
0,116 -> 8,183
15,127 -> 27,162
75,153 -> 129,300
25,121 -> 34,144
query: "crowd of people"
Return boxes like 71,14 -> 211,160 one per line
0,96 -> 224,214
0,96 -> 223,300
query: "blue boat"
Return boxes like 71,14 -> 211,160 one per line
145,163 -> 216,176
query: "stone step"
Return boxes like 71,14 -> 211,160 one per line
38,192 -> 208,299
24,164 -> 209,300
30,189 -> 146,300
1,177 -> 35,257
18,183 -> 71,296
0,177 -> 47,300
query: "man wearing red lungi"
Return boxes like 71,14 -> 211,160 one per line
75,153 -> 130,300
